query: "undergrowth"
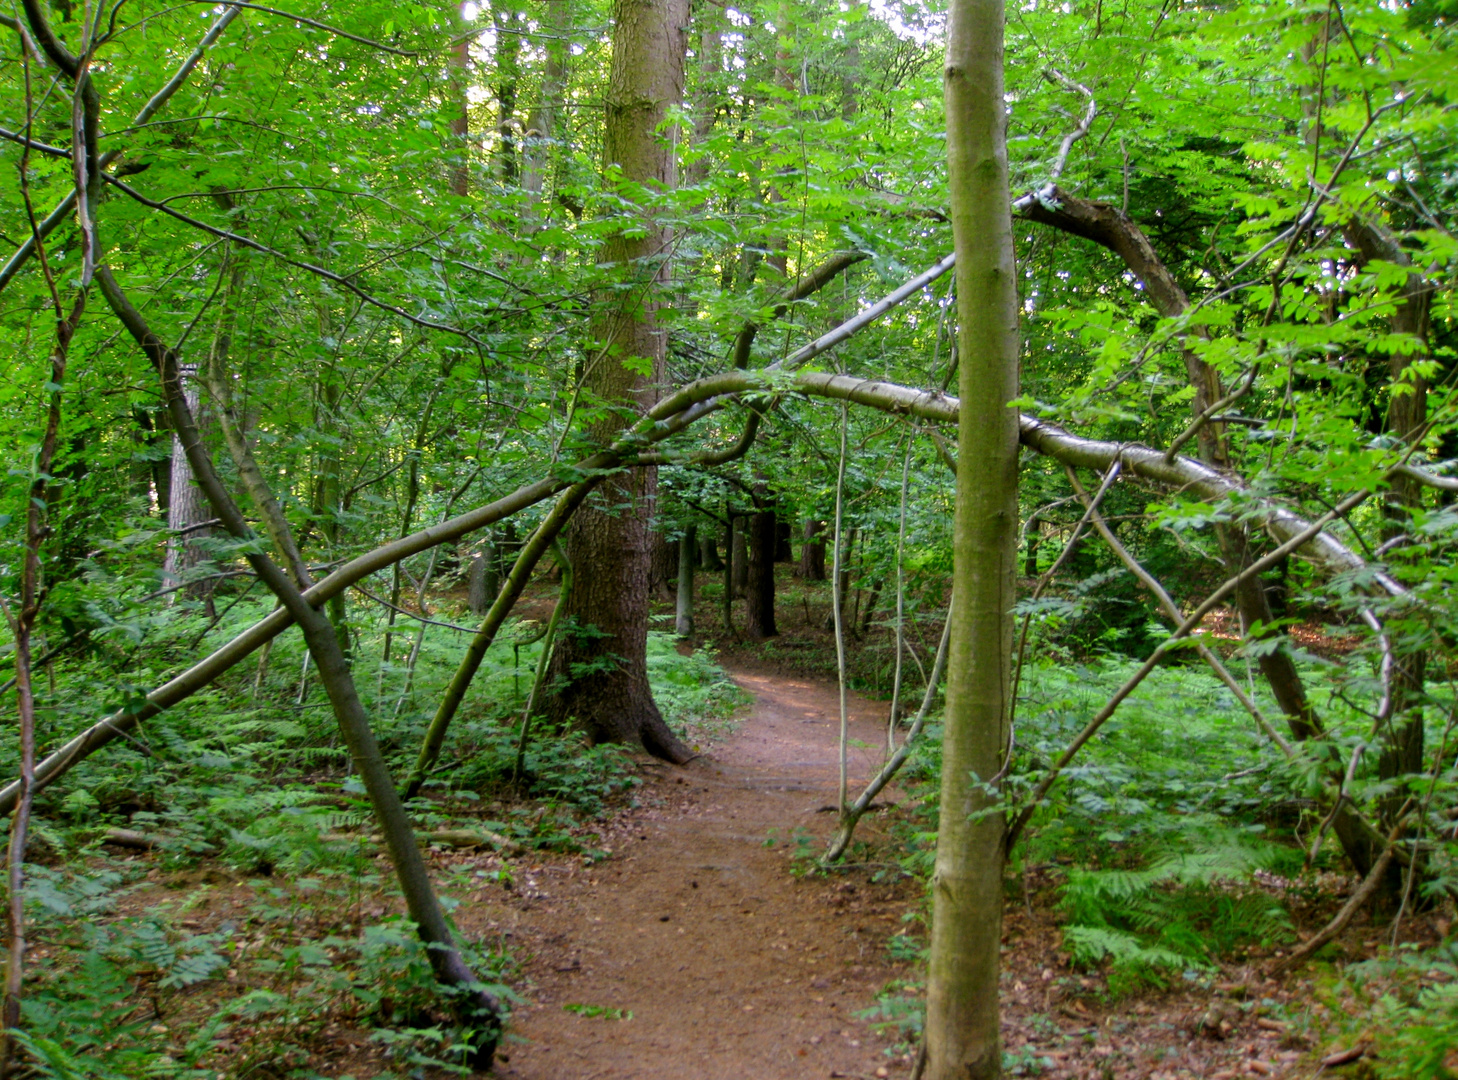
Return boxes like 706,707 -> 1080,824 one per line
4,580 -> 747,1078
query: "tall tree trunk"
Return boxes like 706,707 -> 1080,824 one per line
799,518 -> 826,579
775,518 -> 792,562
449,15 -> 472,197
650,530 -> 677,597
731,515 -> 749,596
698,526 -> 723,570
676,526 -> 696,637
130,406 -> 171,517
744,505 -> 778,640
523,0 -> 569,214
163,366 -> 213,603
493,2 -> 522,183
545,0 -> 692,764
467,548 -> 497,616
923,0 -> 1018,1071
685,0 -> 723,190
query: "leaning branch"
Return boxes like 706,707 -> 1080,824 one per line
2,256 -> 1422,818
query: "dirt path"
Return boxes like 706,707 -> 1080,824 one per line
476,664 -> 921,1080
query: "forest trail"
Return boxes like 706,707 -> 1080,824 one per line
479,662 -> 921,1080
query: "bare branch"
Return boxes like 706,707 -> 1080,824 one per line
1043,68 -> 1097,183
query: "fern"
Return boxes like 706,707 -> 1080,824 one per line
1059,825 -> 1296,993
1064,925 -> 1201,974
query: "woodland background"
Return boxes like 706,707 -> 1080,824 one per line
1,0 -> 1457,1074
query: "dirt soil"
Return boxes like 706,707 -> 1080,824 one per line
471,661 -> 919,1079
467,660 -> 1327,1080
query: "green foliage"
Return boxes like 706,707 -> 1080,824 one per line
1058,831 -> 1296,994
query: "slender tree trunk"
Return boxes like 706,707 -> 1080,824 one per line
1016,184 -> 1393,879
731,516 -> 748,596
745,505 -> 778,640
923,0 -> 1019,1071
449,15 -> 472,197
698,526 -> 723,570
493,2 -> 522,183
1347,219 -> 1431,791
650,530 -> 676,597
686,0 -> 722,190
163,366 -> 213,604
545,0 -> 692,763
467,547 -> 497,615
523,0 -> 569,216
774,518 -> 792,562
97,267 -> 504,1064
130,406 -> 170,516
800,518 -> 826,579
676,526 -> 696,637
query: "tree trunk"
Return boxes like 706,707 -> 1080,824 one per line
650,529 -> 676,597
799,519 -> 826,579
448,14 -> 471,197
493,2 -> 522,183
522,0 -> 568,213
685,0 -> 722,190
744,508 -> 778,640
676,526 -> 696,637
698,526 -> 723,570
467,548 -> 497,616
97,267 -> 504,1065
923,0 -> 1018,1070
545,0 -> 692,764
731,516 -> 748,596
163,367 -> 213,603
130,406 -> 170,518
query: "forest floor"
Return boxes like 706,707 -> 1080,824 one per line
88,574 -> 1430,1078
468,654 -> 1335,1080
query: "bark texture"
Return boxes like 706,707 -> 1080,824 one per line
745,507 -> 779,640
731,516 -> 749,595
546,0 -> 692,763
676,526 -> 696,637
799,519 -> 826,579
162,367 -> 213,601
924,0 -> 1018,1072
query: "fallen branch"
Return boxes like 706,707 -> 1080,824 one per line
1269,821 -> 1406,976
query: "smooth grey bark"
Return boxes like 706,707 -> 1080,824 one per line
162,367 -> 213,601
676,526 -> 696,637
730,516 -> 748,596
922,0 -> 1019,1070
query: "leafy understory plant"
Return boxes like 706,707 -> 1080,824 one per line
1060,828 -> 1297,995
